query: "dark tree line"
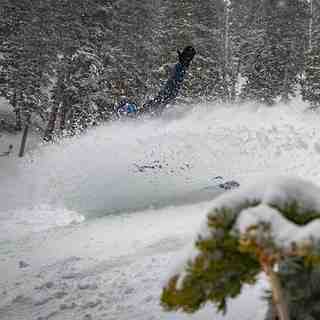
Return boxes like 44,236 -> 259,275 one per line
0,0 -> 319,139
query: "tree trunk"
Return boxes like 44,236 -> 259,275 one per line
223,3 -> 231,102
59,104 -> 67,131
18,113 -> 31,157
44,104 -> 59,141
281,67 -> 289,104
230,60 -> 240,102
309,0 -> 313,50
265,264 -> 290,320
12,91 -> 22,131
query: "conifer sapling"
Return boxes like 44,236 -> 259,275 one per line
161,176 -> 320,320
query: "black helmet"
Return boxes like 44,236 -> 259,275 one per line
178,46 -> 196,68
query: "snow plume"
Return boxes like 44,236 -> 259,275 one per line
1,99 -> 320,238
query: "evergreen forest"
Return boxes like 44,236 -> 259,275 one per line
1,0 -> 320,139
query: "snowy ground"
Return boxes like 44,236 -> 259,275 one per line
1,100 -> 320,320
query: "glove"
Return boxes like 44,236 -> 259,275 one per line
177,45 -> 196,68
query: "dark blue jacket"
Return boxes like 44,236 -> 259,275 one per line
115,62 -> 188,118
141,62 -> 187,115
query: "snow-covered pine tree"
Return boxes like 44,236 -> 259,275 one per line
269,0 -> 309,103
229,0 -> 267,103
241,44 -> 283,105
99,0 -> 159,107
161,176 -> 320,320
0,0 -> 53,130
43,0 -> 108,140
240,0 -> 309,105
302,47 -> 320,108
50,48 -> 103,136
173,0 -> 228,102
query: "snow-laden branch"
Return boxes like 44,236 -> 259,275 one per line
161,176 -> 320,320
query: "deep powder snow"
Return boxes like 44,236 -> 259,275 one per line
1,100 -> 319,319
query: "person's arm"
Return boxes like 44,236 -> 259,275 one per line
141,46 -> 196,116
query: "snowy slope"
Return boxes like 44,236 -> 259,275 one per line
1,100 -> 320,320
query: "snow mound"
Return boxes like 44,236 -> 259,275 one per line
208,175 -> 320,216
172,175 -> 320,278
161,176 -> 320,316
197,175 -> 320,256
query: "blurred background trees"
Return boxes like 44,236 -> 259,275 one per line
0,0 -> 317,138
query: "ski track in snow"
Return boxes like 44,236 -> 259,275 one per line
1,100 -> 320,319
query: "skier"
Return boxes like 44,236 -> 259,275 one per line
115,45 -> 196,118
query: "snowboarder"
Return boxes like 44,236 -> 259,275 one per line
115,45 -> 196,118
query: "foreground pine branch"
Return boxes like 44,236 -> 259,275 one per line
161,176 -> 320,320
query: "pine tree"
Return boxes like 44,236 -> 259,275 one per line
240,0 -> 309,104
228,0 -> 265,102
51,49 -> 103,136
0,0 -> 53,129
99,0 -> 160,107
190,0 -> 228,102
161,177 -> 320,320
266,0 -> 309,103
43,0 -> 109,140
302,47 -> 320,108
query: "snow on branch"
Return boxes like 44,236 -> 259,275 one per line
161,176 -> 320,320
